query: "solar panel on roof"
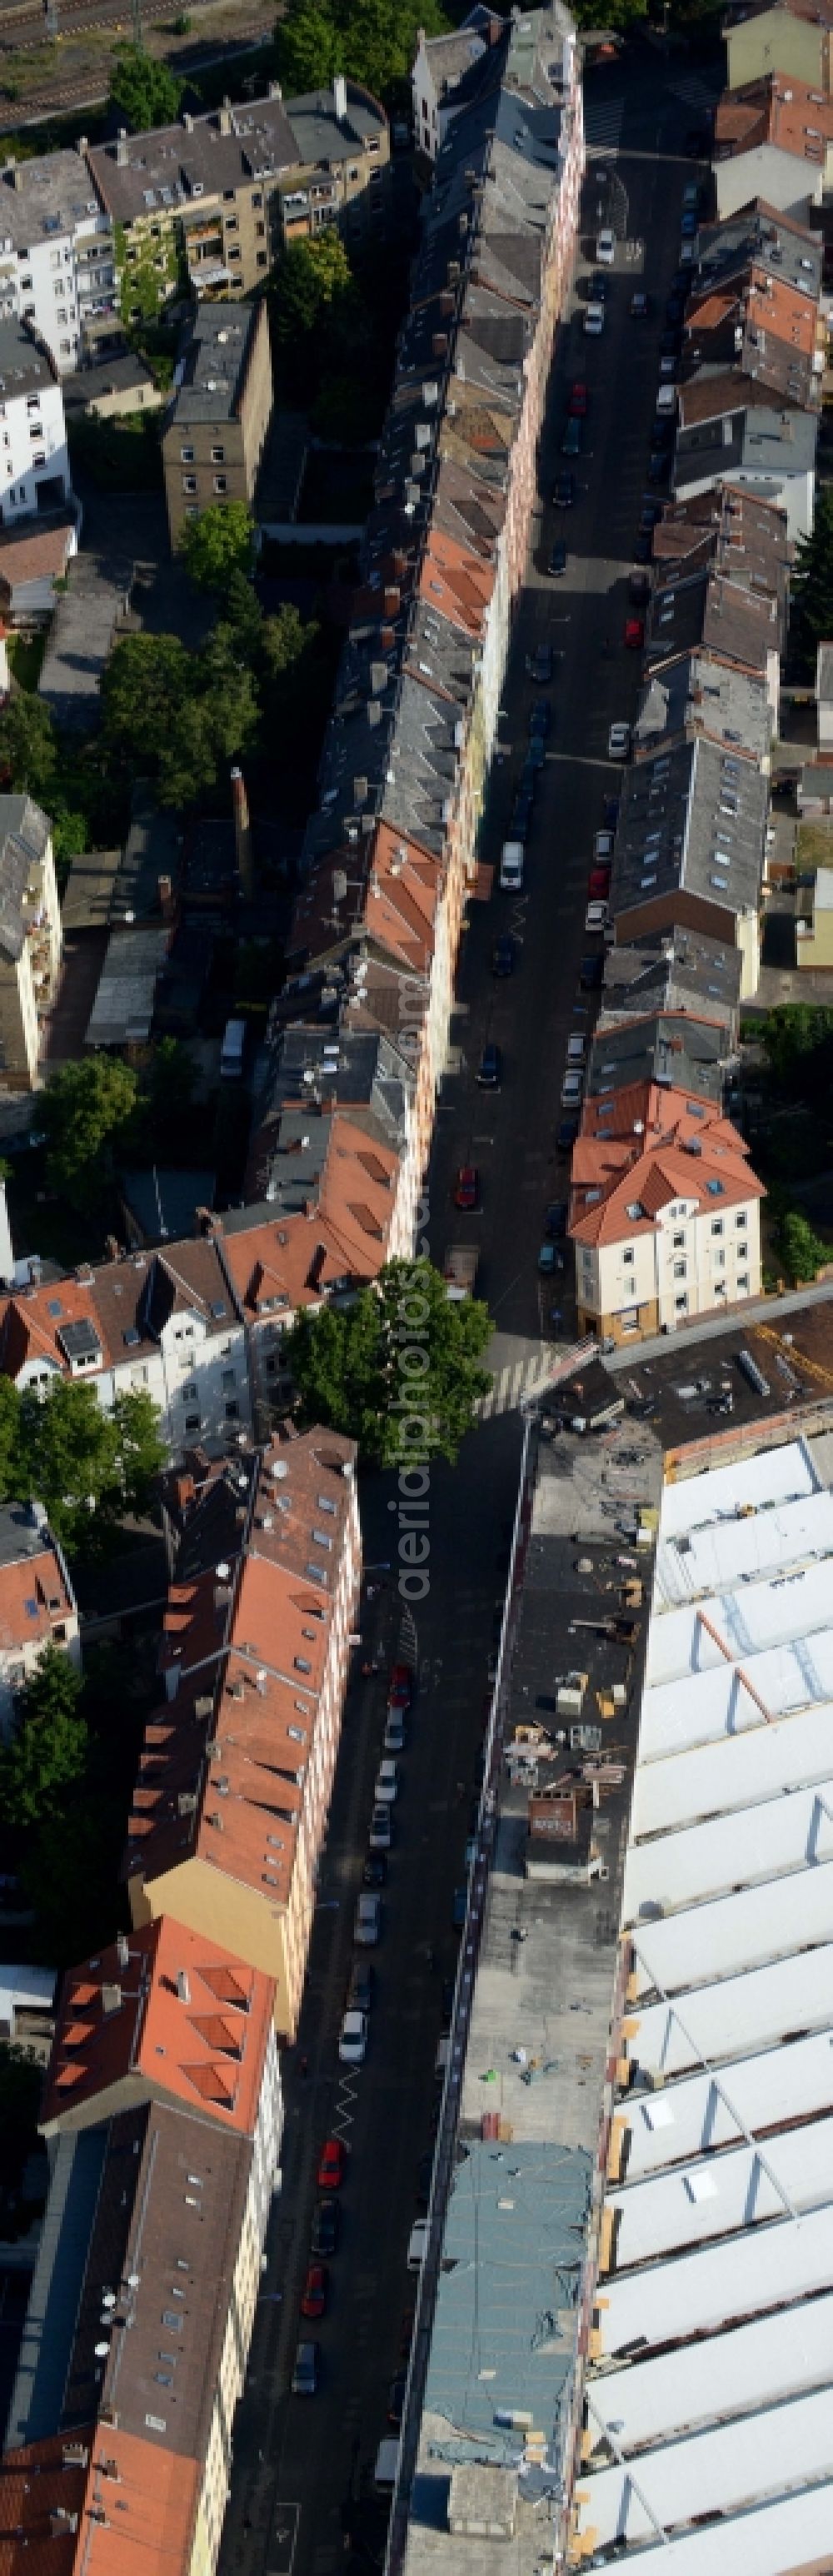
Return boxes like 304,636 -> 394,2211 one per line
47,1298 -> 62,1317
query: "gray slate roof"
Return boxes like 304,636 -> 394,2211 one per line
611,733 -> 767,927
600,926 -> 743,1031
586,1009 -> 728,1106
636,649 -> 771,763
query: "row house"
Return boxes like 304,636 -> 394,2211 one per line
3,1917 -> 280,2576
85,78 -> 390,311
124,1426 -> 361,2041
671,203 -> 822,537
725,0 -> 833,101
569,1083 -> 763,1344
412,9 -> 506,162
0,1237 -> 250,1457
0,792 -> 62,1086
217,1105 -> 404,1419
0,1498 -> 78,1729
0,317 -> 71,536
713,71 -> 833,220
636,648 -> 775,765
607,731 -> 768,998
651,481 -> 793,625
598,924 -> 743,1044
292,5 -> 582,1228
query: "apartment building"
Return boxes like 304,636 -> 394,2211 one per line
85,80 -> 390,309
651,483 -> 792,625
681,255 -> 825,416
725,0 -> 833,97
608,733 -> 767,996
569,1083 -> 763,1342
162,300 -> 272,548
215,1104 -> 403,1418
671,204 -> 822,538
0,149 -> 117,373
0,1238 -> 250,1456
412,9 -> 505,161
0,1499 -> 78,1728
0,318 -> 71,533
124,1427 -> 361,2039
713,72 -> 833,218
635,651 -> 773,766
599,924 -> 743,1041
0,793 -> 62,1086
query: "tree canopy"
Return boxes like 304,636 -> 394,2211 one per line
274,0 -> 448,101
179,502 -> 255,595
100,628 -> 260,807
40,1056 -> 138,1211
791,490 -> 833,666
0,1646 -> 87,1831
15,1379 -> 164,1550
285,1259 -> 491,1466
758,1004 -> 833,1094
109,47 -> 184,132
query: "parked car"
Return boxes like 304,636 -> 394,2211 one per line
407,2219 -> 429,2271
594,829 -> 614,859
568,377 -> 588,415
338,2009 -> 367,2065
588,865 -> 611,898
608,721 -> 631,759
681,208 -> 699,237
555,470 -> 576,506
526,641 -> 553,680
545,1200 -> 567,1238
640,499 -> 661,528
526,732 -> 546,770
454,1163 -> 478,1210
629,570 -> 650,605
625,616 -> 645,650
492,934 -> 515,976
311,2200 -> 338,2257
566,1032 -> 586,1063
317,2137 -> 346,2190
354,1891 -> 382,1946
538,1240 -> 556,1275
369,1802 -> 392,1851
561,1069 -> 583,1107
580,953 -> 604,990
384,1707 -> 406,1752
630,290 -> 649,317
602,795 -> 619,829
375,1759 -> 399,1804
682,181 -> 701,209
452,1885 -> 467,1927
596,227 -> 615,264
477,1042 -> 501,1089
633,531 -> 652,564
500,845 -> 524,892
548,538 -> 567,576
388,1662 -> 412,1708
510,795 -> 531,840
589,270 -> 608,301
561,414 -> 581,455
585,899 -> 608,933
347,1960 -> 374,2012
556,1116 -> 579,1151
646,451 -> 670,486
388,2374 -> 407,2427
584,301 -> 605,336
301,2265 -> 327,2319
362,1851 -> 387,1888
661,327 -> 681,358
530,695 -> 552,734
292,2339 -> 319,2396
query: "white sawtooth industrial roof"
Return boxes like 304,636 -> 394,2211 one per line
584,2481 -> 833,2575
606,2113 -> 833,2270
646,1556 -> 833,1687
576,2383 -> 833,2550
622,1773 -> 833,1921
628,1858 -> 833,1993
631,1702 -> 833,1839
616,2031 -> 833,2181
657,1441 -> 817,1540
587,2294 -> 833,2454
654,1482 -> 833,1608
597,2202 -> 833,2360
623,1943 -> 833,2079
640,1622 -> 833,1758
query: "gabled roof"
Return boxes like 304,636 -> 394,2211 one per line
41,1916 -> 274,2137
0,2426 -> 198,2576
569,1084 -> 761,1248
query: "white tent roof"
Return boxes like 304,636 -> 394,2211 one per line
587,2294 -> 833,2453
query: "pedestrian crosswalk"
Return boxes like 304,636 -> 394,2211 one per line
585,96 -> 624,155
669,72 -> 718,112
476,1333 -> 596,1420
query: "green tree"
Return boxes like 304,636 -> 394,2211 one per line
760,1004 -> 833,1089
271,231 -> 354,354
179,501 -> 254,595
0,1378 -> 22,1501
286,1258 -> 491,1466
17,1378 -> 162,1549
792,489 -> 833,664
22,1798 -> 126,1969
0,1644 -> 87,1830
777,1208 -> 828,1283
0,690 -> 57,800
40,1055 -> 137,1210
275,0 -> 342,92
110,1388 -> 166,1517
101,633 -> 192,779
110,47 -> 183,132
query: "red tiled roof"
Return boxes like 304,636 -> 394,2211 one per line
569,1084 -> 763,1248
41,1916 -> 274,2135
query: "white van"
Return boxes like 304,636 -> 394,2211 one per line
500,841 -> 525,892
656,385 -> 676,416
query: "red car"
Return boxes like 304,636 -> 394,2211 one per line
317,2137 -> 346,2191
301,2263 -> 327,2319
625,616 -> 645,650
588,864 -> 611,898
568,379 -> 588,416
453,1163 -> 478,1211
388,1662 -> 412,1710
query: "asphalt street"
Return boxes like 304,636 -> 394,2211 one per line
218,42 -> 721,2576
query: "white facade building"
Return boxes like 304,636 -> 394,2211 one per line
0,150 -> 117,372
0,1241 -> 251,1461
0,319 -> 71,528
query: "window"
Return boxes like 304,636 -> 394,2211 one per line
182,1383 -> 197,1403
182,475 -> 197,495
213,475 -> 227,495
256,222 -> 266,237
28,422 -> 42,441
673,1261 -> 686,1279
185,1412 -> 201,1431
252,191 -> 262,207
50,249 -> 62,269
622,1248 -> 635,1267
225,1400 -> 239,1421
228,247 -> 242,261
675,1293 -> 688,1313
57,310 -> 67,326
295,1655 -> 312,1674
736,1211 -> 747,1229
711,1219 -> 724,1237
222,1369 -> 236,1388
180,444 -> 194,462
738,1273 -> 749,1291
223,188 -> 235,202
185,505 -> 198,521
714,1248 -> 726,1268
257,252 -> 267,267
672,1231 -> 685,1248
210,444 -> 225,464
225,217 -> 238,232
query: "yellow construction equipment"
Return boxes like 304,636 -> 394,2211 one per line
756,1324 -> 833,1398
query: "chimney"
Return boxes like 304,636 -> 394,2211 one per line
231,765 -> 252,899
267,78 -> 282,98
101,1983 -> 122,2016
333,72 -> 347,123
115,127 -> 128,166
176,1969 -> 191,2005
383,585 -> 400,615
432,332 -> 448,357
182,110 -> 193,132
218,95 -> 232,134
